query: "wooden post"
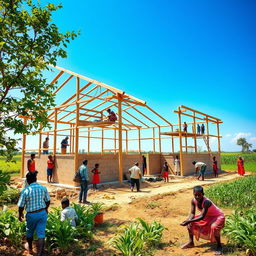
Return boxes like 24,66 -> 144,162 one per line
153,128 -> 155,153
101,128 -> 104,154
114,129 -> 116,155
217,122 -> 221,169
138,128 -> 141,153
117,93 -> 123,183
185,135 -> 188,153
193,112 -> 197,153
69,124 -> 72,154
206,117 -> 209,151
53,108 -> 57,155
74,77 -> 80,171
38,124 -> 42,157
217,122 -> 221,153
158,127 -> 162,154
178,107 -> 184,176
87,127 -> 90,154
126,130 -> 128,153
171,126 -> 174,153
21,118 -> 27,178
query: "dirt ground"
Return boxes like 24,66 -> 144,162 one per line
1,171 -> 247,256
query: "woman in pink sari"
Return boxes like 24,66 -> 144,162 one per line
237,156 -> 245,176
180,186 -> 225,255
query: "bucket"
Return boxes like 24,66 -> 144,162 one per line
94,212 -> 104,226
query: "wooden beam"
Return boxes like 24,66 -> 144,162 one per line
145,105 -> 172,126
88,128 -> 90,154
101,128 -> 104,155
217,123 -> 221,154
50,65 -> 125,94
138,128 -> 141,153
53,108 -> 57,155
133,106 -> 159,126
153,128 -> 155,153
171,126 -> 174,153
180,105 -> 221,121
21,118 -> 27,178
52,75 -> 73,95
178,106 -> 184,176
117,93 -> 123,184
193,112 -> 197,153
74,77 -> 80,171
38,124 -> 42,157
126,130 -> 128,153
158,126 -> 162,154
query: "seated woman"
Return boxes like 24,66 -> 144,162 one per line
107,108 -> 117,122
180,186 -> 225,255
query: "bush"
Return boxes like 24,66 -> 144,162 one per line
46,208 -> 77,252
224,209 -> 256,256
0,170 -> 10,196
111,218 -> 165,256
0,209 -> 25,247
0,187 -> 20,205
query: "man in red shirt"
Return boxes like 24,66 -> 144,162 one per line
107,109 -> 117,122
27,154 -> 36,173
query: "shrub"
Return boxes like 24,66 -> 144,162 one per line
0,187 -> 20,205
46,208 -> 76,252
111,219 -> 165,256
224,209 -> 256,256
0,209 -> 25,247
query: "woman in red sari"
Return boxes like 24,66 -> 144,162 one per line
180,186 -> 225,255
237,156 -> 245,176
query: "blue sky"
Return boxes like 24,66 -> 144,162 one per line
28,0 -> 256,152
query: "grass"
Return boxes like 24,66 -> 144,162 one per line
0,155 -> 21,176
205,175 -> 256,208
221,152 -> 256,172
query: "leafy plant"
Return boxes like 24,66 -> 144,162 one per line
0,187 -> 20,205
223,209 -> 256,255
110,219 -> 165,256
205,175 -> 256,208
0,170 -> 10,196
111,222 -> 145,256
72,203 -> 95,240
0,210 -> 25,247
46,209 -> 76,252
137,218 -> 165,247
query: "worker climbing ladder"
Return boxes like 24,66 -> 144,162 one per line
202,135 -> 213,159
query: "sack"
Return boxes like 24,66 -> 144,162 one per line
73,170 -> 82,182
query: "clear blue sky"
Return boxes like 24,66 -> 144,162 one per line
40,0 -> 256,151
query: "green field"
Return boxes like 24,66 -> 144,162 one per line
221,152 -> 256,172
0,156 -> 21,176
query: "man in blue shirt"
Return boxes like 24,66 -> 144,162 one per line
79,159 -> 90,204
18,171 -> 50,256
61,136 -> 69,154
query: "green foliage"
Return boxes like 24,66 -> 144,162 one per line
0,209 -> 26,247
111,219 -> 165,256
221,153 -> 256,172
0,0 -> 79,159
0,187 -> 20,205
224,209 -> 256,255
0,170 -> 10,196
205,175 -> 256,208
46,208 -> 77,252
237,138 -> 252,153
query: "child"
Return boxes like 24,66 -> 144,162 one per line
162,161 -> 169,182
192,161 -> 207,181
61,198 -> 78,227
91,163 -> 100,190
47,155 -> 54,183
212,156 -> 218,178
180,186 -> 225,255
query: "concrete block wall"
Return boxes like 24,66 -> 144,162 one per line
182,153 -> 221,175
24,153 -> 142,185
147,154 -> 161,175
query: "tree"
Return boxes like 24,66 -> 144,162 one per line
0,0 -> 79,159
237,138 -> 252,152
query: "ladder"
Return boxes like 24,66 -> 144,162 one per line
202,136 -> 213,159
162,155 -> 175,175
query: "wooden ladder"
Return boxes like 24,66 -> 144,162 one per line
202,136 -> 213,159
163,155 -> 175,175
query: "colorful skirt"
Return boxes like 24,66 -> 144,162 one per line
162,171 -> 169,178
188,215 -> 225,242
